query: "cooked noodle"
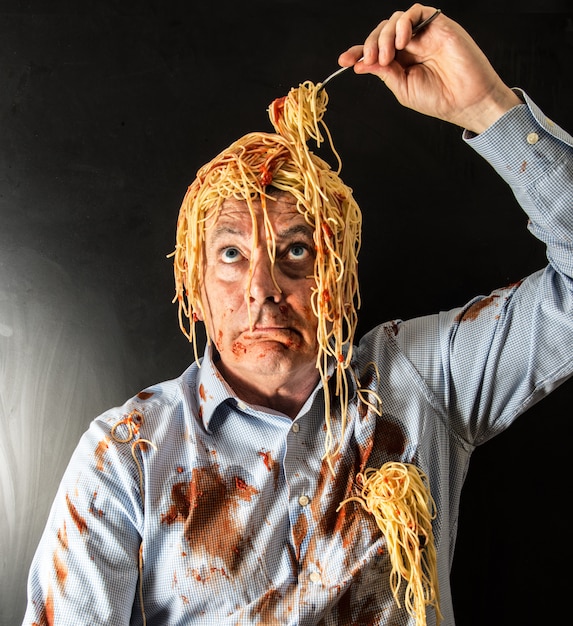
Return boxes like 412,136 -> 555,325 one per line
110,410 -> 157,626
338,462 -> 442,625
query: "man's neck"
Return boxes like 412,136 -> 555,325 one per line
214,360 -> 320,420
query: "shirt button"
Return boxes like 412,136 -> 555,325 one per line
309,571 -> 321,583
292,423 -> 300,433
526,132 -> 539,144
298,495 -> 310,507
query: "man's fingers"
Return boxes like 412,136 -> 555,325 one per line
338,44 -> 364,68
395,5 -> 440,49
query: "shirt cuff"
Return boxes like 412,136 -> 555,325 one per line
462,89 -> 573,189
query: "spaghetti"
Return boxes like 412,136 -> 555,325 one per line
338,462 -> 442,626
110,410 -> 157,626
171,81 -> 363,466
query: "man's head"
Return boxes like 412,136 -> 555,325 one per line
173,129 -> 361,367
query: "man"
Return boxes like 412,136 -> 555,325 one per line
23,4 -> 573,625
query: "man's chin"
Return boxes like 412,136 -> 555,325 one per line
226,338 -> 317,370
234,339 -> 299,360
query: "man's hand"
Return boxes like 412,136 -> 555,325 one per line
338,4 -> 522,133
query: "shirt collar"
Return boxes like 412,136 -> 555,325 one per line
195,345 -> 238,432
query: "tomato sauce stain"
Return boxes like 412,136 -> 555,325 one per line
259,449 -> 280,490
65,493 -> 88,535
455,294 -> 500,322
57,520 -> 68,551
94,436 -> 110,472
89,491 -> 104,518
360,418 -> 405,463
259,450 -> 273,470
308,447 -> 383,569
292,512 -> 308,560
33,585 -> 54,626
53,550 -> 68,592
235,476 -> 259,501
160,466 -> 248,572
231,341 -> 247,356
250,588 -> 283,626
336,583 -> 379,625
137,390 -> 154,400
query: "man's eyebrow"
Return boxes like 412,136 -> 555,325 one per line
275,224 -> 314,240
210,223 -> 313,241
210,224 -> 246,241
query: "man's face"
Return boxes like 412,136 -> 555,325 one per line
197,192 -> 320,390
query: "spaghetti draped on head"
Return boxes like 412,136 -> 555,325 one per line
171,81 -> 362,465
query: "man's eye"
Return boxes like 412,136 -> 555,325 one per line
288,244 -> 309,260
221,247 -> 242,263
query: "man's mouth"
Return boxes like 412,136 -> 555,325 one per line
243,326 -> 299,339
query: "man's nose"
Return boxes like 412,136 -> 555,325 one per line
247,252 -> 282,304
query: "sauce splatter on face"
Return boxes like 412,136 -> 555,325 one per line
231,340 -> 247,357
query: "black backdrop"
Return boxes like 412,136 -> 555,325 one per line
1,1 -> 571,624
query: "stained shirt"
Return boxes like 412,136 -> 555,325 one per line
23,92 -> 573,626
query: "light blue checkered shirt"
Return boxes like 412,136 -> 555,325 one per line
24,92 -> 573,625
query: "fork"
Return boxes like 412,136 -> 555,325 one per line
319,8 -> 442,90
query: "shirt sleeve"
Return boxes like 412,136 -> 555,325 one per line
464,89 -> 573,285
22,412 -> 144,625
395,92 -> 573,446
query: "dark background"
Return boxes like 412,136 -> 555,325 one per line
1,1 -> 571,624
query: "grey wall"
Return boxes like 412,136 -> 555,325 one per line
1,1 -> 571,624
